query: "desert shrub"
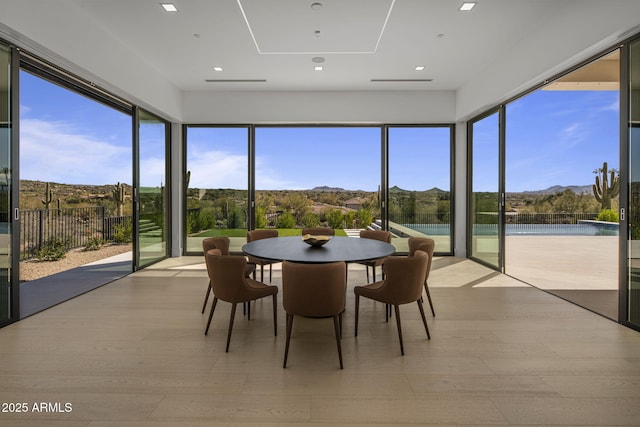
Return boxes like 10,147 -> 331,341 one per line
326,209 -> 344,229
255,206 -> 267,228
112,220 -> 132,243
356,208 -> 373,228
198,207 -> 217,230
84,237 -> 105,251
596,209 -> 619,222
276,212 -> 296,229
301,212 -> 320,228
35,237 -> 70,261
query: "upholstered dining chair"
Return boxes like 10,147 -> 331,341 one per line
201,237 -> 256,314
408,236 -> 436,317
282,261 -> 346,369
204,250 -> 278,352
301,227 -> 335,236
246,229 -> 279,283
354,251 -> 430,355
357,230 -> 392,283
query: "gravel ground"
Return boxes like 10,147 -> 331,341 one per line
20,244 -> 133,281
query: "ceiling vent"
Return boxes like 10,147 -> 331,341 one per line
205,79 -> 267,83
370,79 -> 433,82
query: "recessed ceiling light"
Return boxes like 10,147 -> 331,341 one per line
415,66 -> 425,71
314,66 -> 324,71
161,3 -> 178,12
459,2 -> 476,11
213,66 -> 223,72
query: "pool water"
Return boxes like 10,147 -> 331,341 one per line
403,223 -> 619,236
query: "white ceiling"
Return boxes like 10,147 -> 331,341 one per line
66,0 -> 557,92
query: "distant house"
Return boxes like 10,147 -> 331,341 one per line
344,197 -> 364,210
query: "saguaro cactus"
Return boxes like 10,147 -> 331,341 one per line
593,162 -> 619,210
41,182 -> 53,209
112,182 -> 126,216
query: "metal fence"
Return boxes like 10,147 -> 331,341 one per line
20,207 -> 131,260
505,212 -> 598,224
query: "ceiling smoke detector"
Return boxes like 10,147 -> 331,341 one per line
311,3 -> 323,10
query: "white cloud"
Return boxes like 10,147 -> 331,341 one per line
601,100 -> 619,112
254,155 -> 301,190
558,122 -> 587,148
187,149 -> 247,189
139,157 -> 166,187
20,118 -> 131,185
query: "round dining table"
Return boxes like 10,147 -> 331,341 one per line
241,235 -> 395,264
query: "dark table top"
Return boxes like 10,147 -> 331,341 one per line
242,236 -> 395,264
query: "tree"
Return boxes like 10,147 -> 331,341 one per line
301,212 -> 320,228
326,209 -> 344,229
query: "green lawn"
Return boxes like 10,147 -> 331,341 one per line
193,228 -> 347,237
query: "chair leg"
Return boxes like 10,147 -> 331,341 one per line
424,282 -> 435,317
205,297 -> 218,335
247,300 -> 251,320
394,305 -> 405,356
338,312 -> 343,339
269,264 -> 272,283
417,299 -> 431,339
260,265 -> 264,283
365,266 -> 370,283
201,281 -> 211,314
333,315 -> 344,369
372,265 -> 376,283
225,303 -> 238,352
272,294 -> 278,336
283,313 -> 294,368
354,294 -> 360,337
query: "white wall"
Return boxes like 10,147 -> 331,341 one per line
456,0 -> 640,121
182,90 -> 455,124
0,6 -> 182,122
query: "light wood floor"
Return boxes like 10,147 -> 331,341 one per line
1,256 -> 640,425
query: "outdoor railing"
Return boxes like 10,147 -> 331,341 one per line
20,207 -> 131,260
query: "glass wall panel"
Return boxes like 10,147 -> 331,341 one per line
184,126 -> 249,253
19,70 -> 132,317
628,39 -> 640,327
388,126 -> 452,254
469,111 -> 501,269
506,51 -> 619,320
137,110 -> 169,268
254,127 -> 380,239
0,44 -> 12,325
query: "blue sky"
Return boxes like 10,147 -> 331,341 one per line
471,89 -> 619,192
20,70 -> 619,193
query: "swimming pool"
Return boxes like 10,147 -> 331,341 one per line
402,223 -> 618,236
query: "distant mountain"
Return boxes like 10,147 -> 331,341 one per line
389,185 -> 448,193
518,184 -> 592,195
310,186 -> 347,192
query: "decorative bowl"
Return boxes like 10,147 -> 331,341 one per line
302,234 -> 331,247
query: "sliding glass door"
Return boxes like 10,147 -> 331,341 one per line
469,110 -> 503,270
0,44 -> 14,326
627,38 -> 640,328
184,126 -> 249,253
135,109 -> 169,269
387,125 -> 453,254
